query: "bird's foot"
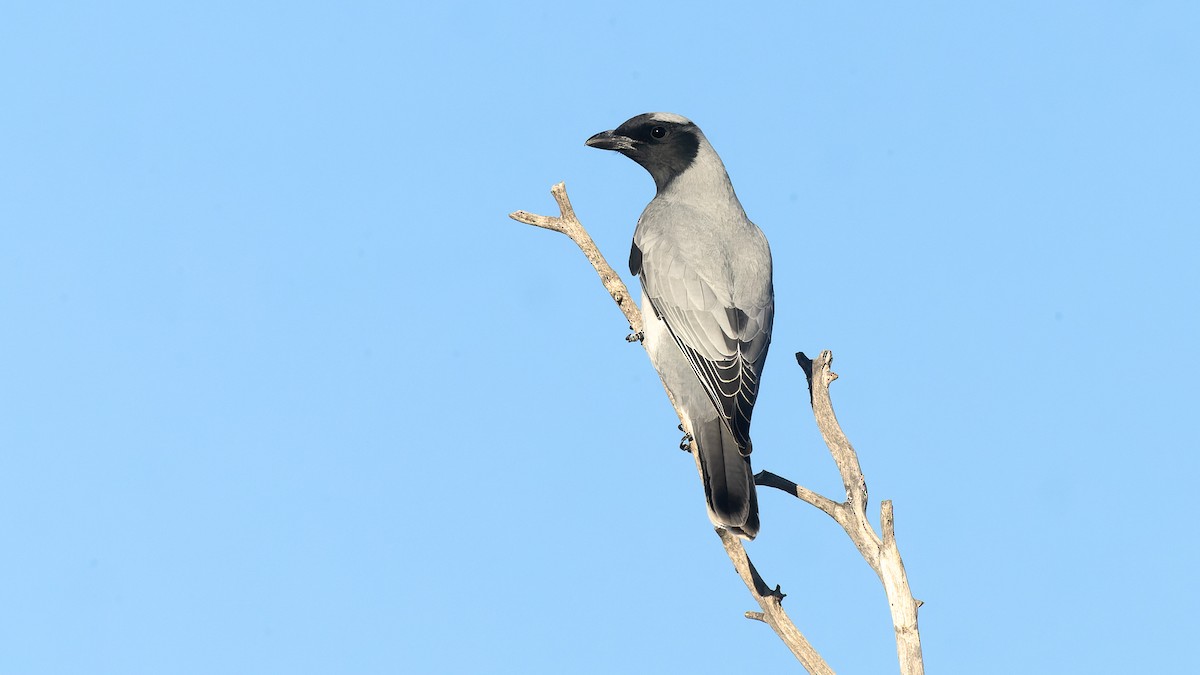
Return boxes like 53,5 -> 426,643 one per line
679,432 -> 693,453
625,331 -> 644,343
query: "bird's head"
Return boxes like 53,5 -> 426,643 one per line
586,112 -> 702,191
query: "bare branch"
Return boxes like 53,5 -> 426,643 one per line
718,529 -> 834,675
510,183 -> 642,335
881,499 -> 896,545
755,470 -> 840,520
512,183 -> 829,670
797,351 -> 868,510
513,183 -> 923,674
794,351 -> 925,675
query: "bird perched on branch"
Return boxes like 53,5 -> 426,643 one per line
586,113 -> 774,539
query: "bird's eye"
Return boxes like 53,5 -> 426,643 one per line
650,126 -> 667,139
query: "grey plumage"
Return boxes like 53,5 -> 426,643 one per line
587,113 -> 773,539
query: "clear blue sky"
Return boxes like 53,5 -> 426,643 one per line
2,2 -> 1197,673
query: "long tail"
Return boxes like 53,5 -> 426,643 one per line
693,417 -> 759,539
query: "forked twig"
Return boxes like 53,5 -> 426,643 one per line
511,183 -> 922,674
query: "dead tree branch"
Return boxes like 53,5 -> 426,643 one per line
771,351 -> 924,674
511,183 -> 922,674
510,183 -> 642,335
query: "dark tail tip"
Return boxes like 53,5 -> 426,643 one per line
693,419 -> 759,537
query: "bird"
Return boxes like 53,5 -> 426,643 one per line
586,113 -> 774,539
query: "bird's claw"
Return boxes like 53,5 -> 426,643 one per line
625,331 -> 644,343
679,432 -> 693,452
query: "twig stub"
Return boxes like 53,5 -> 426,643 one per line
513,183 -> 922,674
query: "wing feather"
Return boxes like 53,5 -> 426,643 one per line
642,264 -> 772,452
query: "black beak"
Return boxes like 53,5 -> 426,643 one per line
585,129 -> 636,152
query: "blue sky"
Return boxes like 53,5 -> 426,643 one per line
2,2 -> 1197,673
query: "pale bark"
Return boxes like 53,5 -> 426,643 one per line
511,183 -> 923,674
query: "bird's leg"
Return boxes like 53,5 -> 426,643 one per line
679,431 -> 693,453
